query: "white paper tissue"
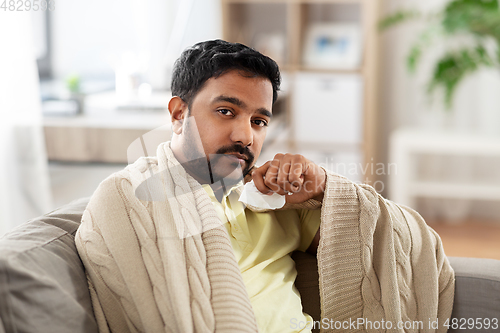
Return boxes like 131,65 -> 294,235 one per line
238,180 -> 286,210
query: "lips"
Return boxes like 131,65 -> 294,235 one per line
225,153 -> 248,161
214,145 -> 254,170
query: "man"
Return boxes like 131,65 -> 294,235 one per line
76,40 -> 454,333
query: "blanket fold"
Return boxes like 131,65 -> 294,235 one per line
75,142 -> 454,333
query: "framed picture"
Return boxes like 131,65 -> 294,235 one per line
303,23 -> 362,70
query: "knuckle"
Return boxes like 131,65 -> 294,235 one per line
255,164 -> 266,172
277,175 -> 287,184
264,177 -> 274,187
291,153 -> 304,160
269,165 -> 279,173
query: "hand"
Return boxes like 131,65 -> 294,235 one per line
251,153 -> 326,204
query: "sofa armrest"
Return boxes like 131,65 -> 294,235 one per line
0,197 -> 97,333
448,257 -> 500,333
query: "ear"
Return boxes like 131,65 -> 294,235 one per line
168,96 -> 188,135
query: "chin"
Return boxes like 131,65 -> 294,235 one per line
211,162 -> 244,184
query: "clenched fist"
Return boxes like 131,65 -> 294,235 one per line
251,153 -> 326,204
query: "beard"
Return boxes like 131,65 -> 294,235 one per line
181,144 -> 254,186
179,119 -> 255,186
209,144 -> 255,181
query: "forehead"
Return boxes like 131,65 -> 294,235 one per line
192,70 -> 274,110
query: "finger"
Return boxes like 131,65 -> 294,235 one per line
252,161 -> 273,194
264,155 -> 283,193
306,162 -> 325,195
288,155 -> 305,192
276,155 -> 293,193
245,166 -> 255,178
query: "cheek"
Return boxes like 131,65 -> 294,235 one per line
183,117 -> 208,153
197,123 -> 226,152
252,130 -> 266,154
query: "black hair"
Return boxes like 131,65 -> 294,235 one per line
171,39 -> 281,106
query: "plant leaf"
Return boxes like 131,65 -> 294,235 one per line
443,0 -> 500,39
406,25 -> 443,72
379,10 -> 421,31
428,46 -> 494,108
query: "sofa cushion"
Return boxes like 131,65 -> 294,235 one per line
0,197 -> 97,333
448,256 -> 500,333
292,251 -> 321,333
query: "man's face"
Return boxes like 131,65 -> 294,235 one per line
170,69 -> 274,184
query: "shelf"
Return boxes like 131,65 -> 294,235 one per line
43,91 -> 172,163
391,129 -> 500,156
43,91 -> 171,130
390,128 -> 500,207
222,0 -> 380,183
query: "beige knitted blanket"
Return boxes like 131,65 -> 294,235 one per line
75,142 -> 454,333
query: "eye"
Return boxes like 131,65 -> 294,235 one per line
217,109 -> 234,116
253,119 -> 268,127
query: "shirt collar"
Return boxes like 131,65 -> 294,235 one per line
202,180 -> 243,203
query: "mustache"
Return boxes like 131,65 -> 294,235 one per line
215,144 -> 254,164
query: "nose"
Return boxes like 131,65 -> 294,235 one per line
230,118 -> 253,147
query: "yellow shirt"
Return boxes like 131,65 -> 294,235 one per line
203,183 -> 321,333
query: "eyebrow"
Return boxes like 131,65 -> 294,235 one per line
213,95 -> 273,119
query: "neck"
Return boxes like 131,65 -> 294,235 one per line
181,157 -> 214,184
210,180 -> 228,202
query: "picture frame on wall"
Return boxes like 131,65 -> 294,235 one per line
302,23 -> 362,70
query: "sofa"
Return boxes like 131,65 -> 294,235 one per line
0,197 -> 498,333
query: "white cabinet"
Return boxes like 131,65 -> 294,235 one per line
292,72 -> 363,146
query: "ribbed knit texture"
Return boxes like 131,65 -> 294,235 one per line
316,174 -> 455,333
75,142 -> 455,333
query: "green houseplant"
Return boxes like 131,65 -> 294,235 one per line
380,0 -> 500,108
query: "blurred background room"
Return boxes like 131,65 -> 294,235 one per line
1,0 -> 499,259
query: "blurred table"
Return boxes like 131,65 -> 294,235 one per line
389,128 -> 500,208
43,91 -> 172,164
